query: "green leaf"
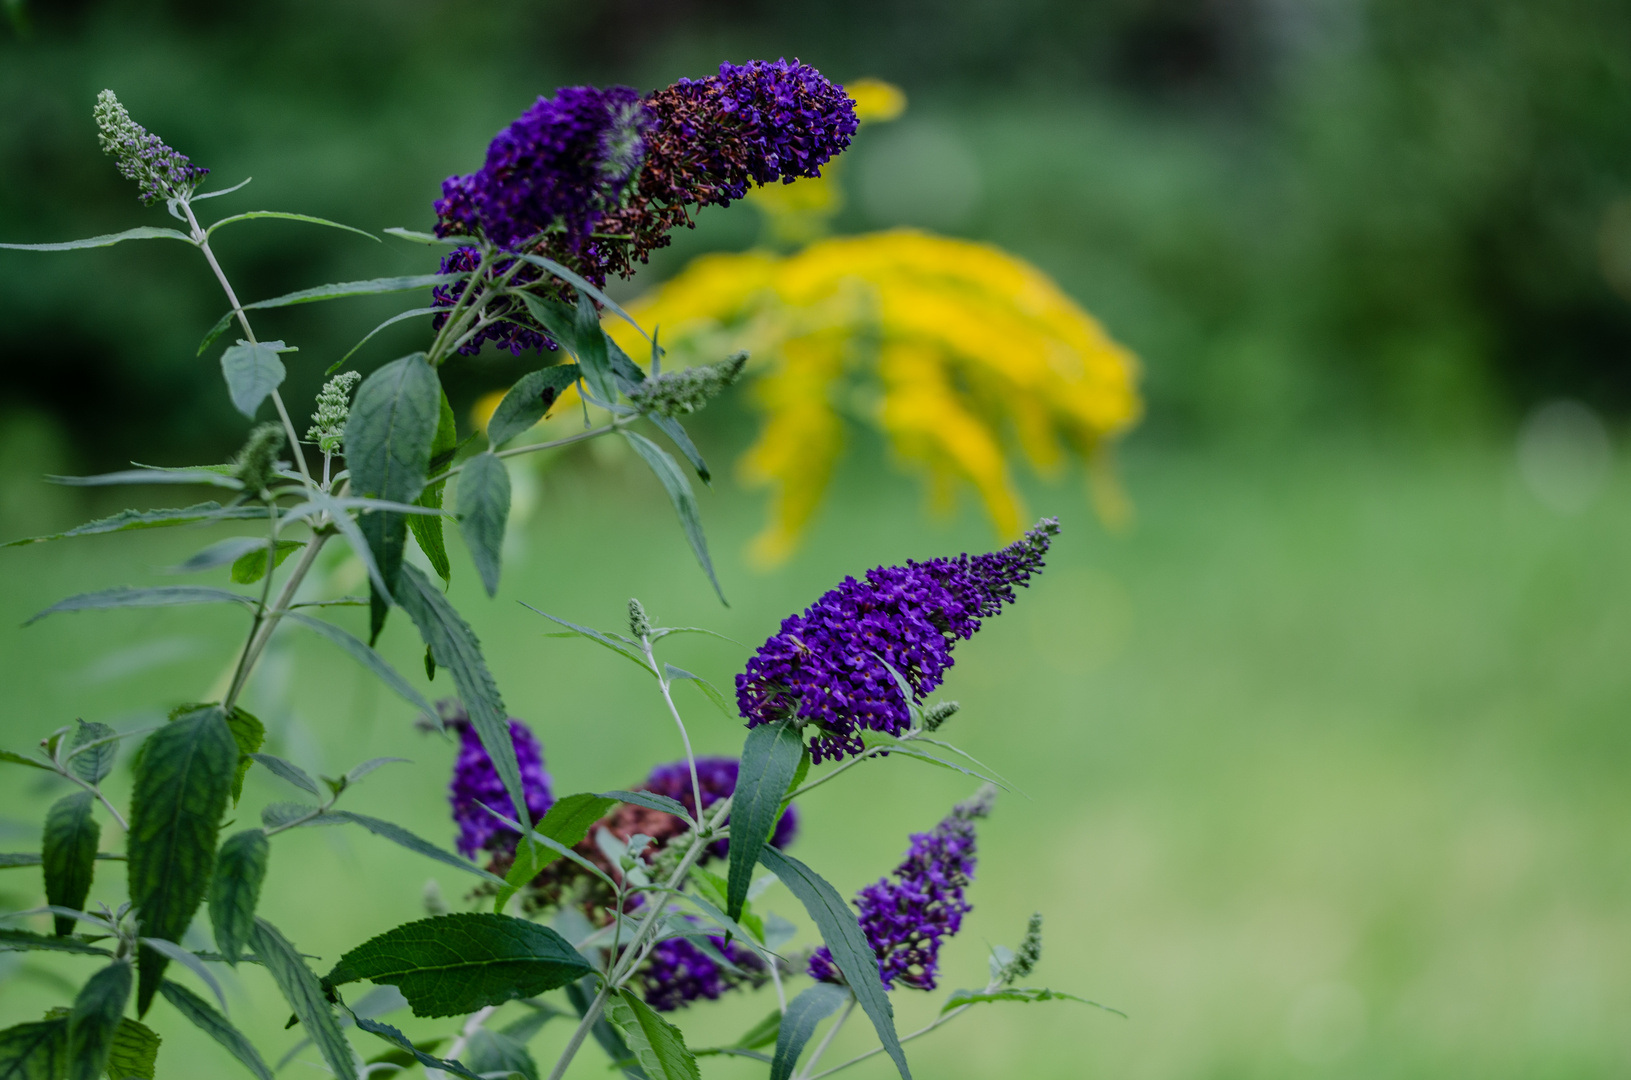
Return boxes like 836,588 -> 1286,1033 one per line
319,811 -> 506,885
105,1018 -> 161,1080
465,1028 -> 539,1080
66,720 -> 118,786
757,847 -> 910,1080
67,960 -> 132,1080
728,721 -> 803,921
0,226 -> 193,251
193,177 -> 254,201
771,983 -> 849,1080
571,293 -> 616,402
0,928 -> 112,957
662,665 -> 731,718
564,979 -> 645,1080
4,503 -> 265,548
730,1010 -> 782,1052
621,432 -> 725,605
395,563 -> 530,832
246,753 -> 318,795
209,830 -> 269,965
47,468 -> 242,490
498,1001 -> 564,1044
26,586 -> 256,626
598,790 -> 692,825
407,390 -> 458,584
141,939 -> 227,1016
43,792 -> 99,937
157,979 -> 273,1080
204,211 -> 378,243
197,274 -> 463,357
0,1018 -> 68,1079
520,605 -> 647,670
457,452 -> 510,598
940,987 -> 1126,1016
511,253 -> 649,342
331,307 -> 439,374
606,990 -> 700,1080
281,612 -> 438,719
0,750 -> 52,772
224,706 -> 265,806
485,366 -> 581,448
645,414 -> 710,484
250,919 -> 357,1080
127,705 -> 238,1015
351,1017 -> 482,1080
324,913 -> 593,1018
493,794 -> 619,913
219,342 -> 287,419
229,541 -> 302,585
382,227 -> 465,247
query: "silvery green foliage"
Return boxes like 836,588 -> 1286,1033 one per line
0,79 -> 1111,1080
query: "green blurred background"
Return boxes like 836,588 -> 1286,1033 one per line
3,1 -> 1631,1077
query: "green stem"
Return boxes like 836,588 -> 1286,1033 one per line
796,998 -> 855,1080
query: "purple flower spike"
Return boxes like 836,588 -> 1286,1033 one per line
444,701 -> 555,857
639,917 -> 765,1011
737,519 -> 1059,764
809,788 -> 994,992
642,756 -> 798,861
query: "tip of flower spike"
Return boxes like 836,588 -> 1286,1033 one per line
953,783 -> 998,821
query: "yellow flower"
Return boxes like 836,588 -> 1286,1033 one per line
607,228 -> 1142,563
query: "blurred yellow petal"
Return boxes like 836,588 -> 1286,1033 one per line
470,389 -> 506,434
846,78 -> 907,124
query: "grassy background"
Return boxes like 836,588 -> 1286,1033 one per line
1,432 -> 1627,1078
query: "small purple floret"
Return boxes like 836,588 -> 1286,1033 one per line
445,703 -> 555,857
642,756 -> 798,861
639,918 -> 764,1011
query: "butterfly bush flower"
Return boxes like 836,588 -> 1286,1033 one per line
737,519 -> 1059,764
443,702 -> 555,857
642,756 -> 798,861
639,919 -> 765,1012
809,786 -> 995,991
93,90 -> 209,205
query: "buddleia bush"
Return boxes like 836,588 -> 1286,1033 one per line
0,63 -> 1117,1080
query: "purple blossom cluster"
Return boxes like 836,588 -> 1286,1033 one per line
736,519 -> 1059,763
443,702 -> 555,857
642,756 -> 798,862
809,789 -> 993,991
638,919 -> 764,1012
93,90 -> 209,205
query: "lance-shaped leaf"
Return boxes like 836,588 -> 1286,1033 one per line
324,914 -> 593,1018
230,540 -> 303,585
407,390 -> 457,584
210,830 -> 269,965
140,939 -> 226,1015
728,720 -> 802,920
457,451 -> 510,597
940,987 -> 1125,1015
66,720 -> 118,785
352,1017 -> 482,1080
770,983 -> 850,1080
252,920 -> 356,1079
204,211 -> 377,243
219,342 -> 287,419
159,979 -> 272,1080
512,253 -> 648,340
67,960 -> 132,1080
127,706 -> 237,1015
597,790 -> 692,826
106,1018 -> 161,1080
758,847 -> 910,1080
318,811 -> 506,885
247,753 -> 318,796
197,274 -> 463,356
26,586 -> 256,626
0,928 -> 113,956
465,1028 -> 539,1080
621,432 -> 724,605
43,792 -> 99,937
492,794 -> 618,913
645,414 -> 710,484
0,1018 -> 68,1079
485,365 -> 581,448
0,226 -> 193,251
395,564 -> 529,831
282,612 -> 437,719
4,503 -> 265,548
48,468 -> 241,490
606,990 -> 700,1080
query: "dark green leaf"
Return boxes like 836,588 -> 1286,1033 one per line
67,720 -> 118,786
728,721 -> 803,921
26,587 -> 255,626
332,307 -> 439,374
324,913 -> 593,1018
493,794 -> 619,912
731,1010 -> 782,1052
158,979 -> 272,1080
520,605 -> 647,670
407,390 -> 458,584
198,275 -> 463,357
511,253 -> 648,341
457,452 -> 510,597
246,753 -> 318,796
0,928 -> 112,956
940,987 -> 1125,1016
771,983 -> 849,1080
46,469 -> 241,490
209,830 -> 269,965
43,792 -> 99,937
224,707 -> 265,806
67,960 -> 132,1080
485,366 -> 581,448
645,414 -> 709,484
757,847 -> 910,1080
0,1018 -> 68,1079
0,227 -> 193,251
0,750 -> 51,772
606,990 -> 699,1080
219,342 -> 286,419
320,811 -> 506,885
204,211 -> 378,243
345,757 -> 409,783
282,612 -> 438,719
128,706 -> 238,1014
565,978 -> 645,1080
465,1028 -> 539,1080
395,564 -> 529,831
250,919 -> 356,1080
229,541 -> 302,585
571,293 -> 616,403
105,1018 -> 160,1080
662,665 -> 731,718
4,503 -> 265,548
352,1017 -> 482,1080
621,432 -> 725,605
598,790 -> 692,825
382,227 -> 465,246
139,938 -> 225,1014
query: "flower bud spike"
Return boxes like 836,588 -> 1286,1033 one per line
628,351 -> 748,418
922,700 -> 960,732
93,90 -> 209,205
999,911 -> 1044,984
232,422 -> 285,497
628,597 -> 652,639
307,370 -> 360,455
